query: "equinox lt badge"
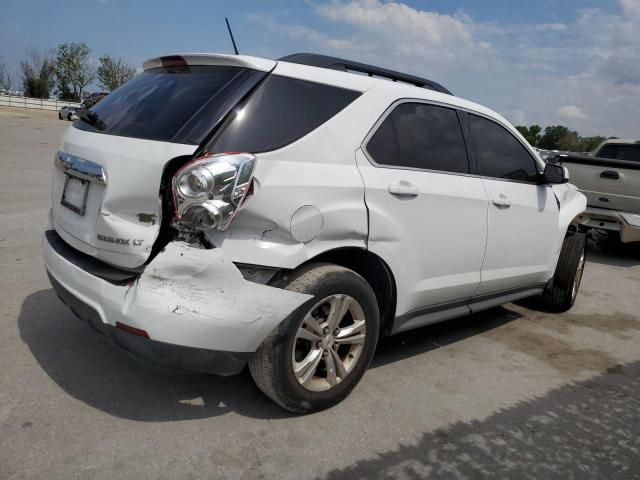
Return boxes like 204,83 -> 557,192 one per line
97,234 -> 143,246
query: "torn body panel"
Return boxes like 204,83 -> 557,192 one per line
53,126 -> 197,268
44,234 -> 312,353
551,182 -> 588,261
203,138 -> 370,268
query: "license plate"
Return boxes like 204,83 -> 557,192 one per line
61,175 -> 89,215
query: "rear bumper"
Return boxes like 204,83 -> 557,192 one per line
48,272 -> 251,375
577,207 -> 640,243
43,230 -> 311,375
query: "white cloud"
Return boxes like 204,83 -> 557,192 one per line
250,0 -> 640,137
312,1 -> 494,68
557,105 -> 587,120
533,23 -> 567,32
501,109 -> 527,126
620,0 -> 640,15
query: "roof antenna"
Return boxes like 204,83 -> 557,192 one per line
225,17 -> 239,55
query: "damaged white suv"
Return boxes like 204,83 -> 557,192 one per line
44,53 -> 587,413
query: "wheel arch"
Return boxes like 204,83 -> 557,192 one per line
556,185 -> 588,237
297,247 -> 397,334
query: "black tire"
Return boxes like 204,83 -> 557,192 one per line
249,263 -> 380,413
67,113 -> 73,121
540,231 -> 586,312
58,113 -> 63,120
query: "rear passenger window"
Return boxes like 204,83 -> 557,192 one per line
366,103 -> 469,173
209,75 -> 361,153
468,114 -> 539,182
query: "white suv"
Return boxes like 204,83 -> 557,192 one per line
44,53 -> 587,413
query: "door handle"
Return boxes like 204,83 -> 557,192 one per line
388,183 -> 419,198
600,170 -> 620,180
492,194 -> 512,209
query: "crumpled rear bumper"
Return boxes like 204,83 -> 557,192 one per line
43,230 -> 311,374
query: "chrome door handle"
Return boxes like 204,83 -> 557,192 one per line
492,194 -> 512,209
388,183 -> 419,197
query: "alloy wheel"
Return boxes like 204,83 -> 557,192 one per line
291,294 -> 366,392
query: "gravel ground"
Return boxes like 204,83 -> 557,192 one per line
1,107 -> 639,479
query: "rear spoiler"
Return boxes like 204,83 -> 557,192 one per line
553,153 -> 640,171
142,53 -> 276,72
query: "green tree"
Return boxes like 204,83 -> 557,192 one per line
581,136 -> 606,153
515,124 -> 542,147
557,130 -> 581,152
96,55 -> 136,91
20,48 -> 55,98
516,123 -> 609,153
539,125 -> 571,150
54,42 -> 96,101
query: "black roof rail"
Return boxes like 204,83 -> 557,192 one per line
278,53 -> 452,95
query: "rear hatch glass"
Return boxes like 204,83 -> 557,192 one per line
74,65 -> 266,145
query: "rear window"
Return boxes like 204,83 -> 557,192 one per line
73,66 -> 265,144
598,144 -> 640,162
366,102 -> 469,174
208,75 -> 361,153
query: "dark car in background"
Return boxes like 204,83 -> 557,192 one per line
82,92 -> 108,109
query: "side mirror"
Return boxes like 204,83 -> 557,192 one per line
542,163 -> 569,184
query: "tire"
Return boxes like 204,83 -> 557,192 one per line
58,113 -> 63,120
67,113 -> 73,121
249,263 -> 380,413
540,231 -> 586,312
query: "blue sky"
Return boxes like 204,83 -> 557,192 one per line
1,0 -> 638,136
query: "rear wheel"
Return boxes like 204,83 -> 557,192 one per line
540,231 -> 586,312
249,263 -> 379,413
58,113 -> 63,120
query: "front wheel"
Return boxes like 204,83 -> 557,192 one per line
249,263 -> 380,413
540,231 -> 586,312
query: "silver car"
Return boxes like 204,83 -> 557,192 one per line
58,106 -> 78,121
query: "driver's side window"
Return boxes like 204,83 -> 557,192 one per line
467,113 -> 539,183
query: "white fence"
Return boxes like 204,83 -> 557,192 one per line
0,93 -> 82,112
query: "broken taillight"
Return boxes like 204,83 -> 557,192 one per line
171,153 -> 257,233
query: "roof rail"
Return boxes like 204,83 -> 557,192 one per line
278,53 -> 452,95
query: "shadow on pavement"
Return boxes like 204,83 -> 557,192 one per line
321,361 -> 640,480
373,306 -> 522,369
586,231 -> 640,268
19,289 -> 522,422
18,289 -> 291,421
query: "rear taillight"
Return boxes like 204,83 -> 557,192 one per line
171,153 -> 257,233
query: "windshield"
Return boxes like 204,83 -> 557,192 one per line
73,65 -> 265,144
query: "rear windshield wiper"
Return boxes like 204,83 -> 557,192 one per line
77,109 -> 106,131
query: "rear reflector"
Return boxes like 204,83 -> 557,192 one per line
116,321 -> 150,338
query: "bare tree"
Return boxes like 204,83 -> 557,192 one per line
0,59 -> 15,92
20,48 -> 55,98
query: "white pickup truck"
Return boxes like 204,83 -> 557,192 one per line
555,139 -> 640,243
